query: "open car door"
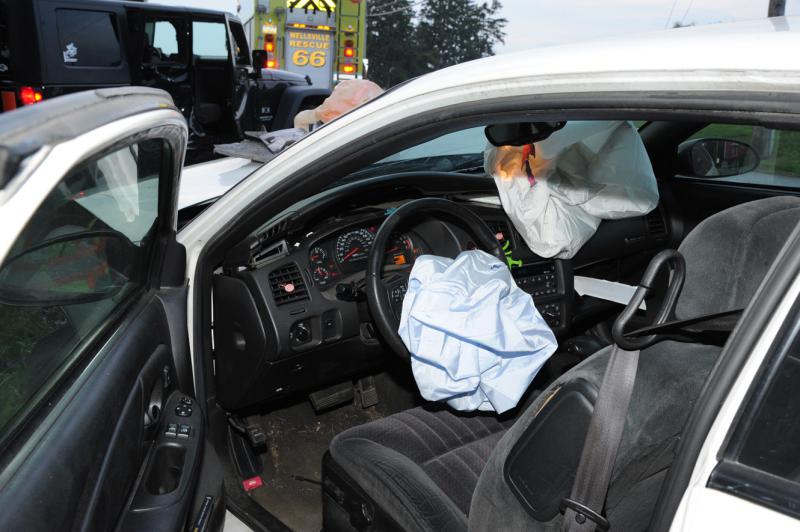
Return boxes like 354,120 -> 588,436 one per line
0,88 -> 224,531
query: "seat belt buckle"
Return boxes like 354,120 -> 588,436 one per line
560,498 -> 610,531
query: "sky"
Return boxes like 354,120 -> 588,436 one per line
155,0 -> 800,53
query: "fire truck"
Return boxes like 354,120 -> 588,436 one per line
243,0 -> 367,90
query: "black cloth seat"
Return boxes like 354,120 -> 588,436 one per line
329,404 -> 515,530
325,196 -> 800,532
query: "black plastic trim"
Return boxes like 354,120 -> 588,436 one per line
709,461 -> 800,521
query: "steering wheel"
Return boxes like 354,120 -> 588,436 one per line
366,198 -> 504,358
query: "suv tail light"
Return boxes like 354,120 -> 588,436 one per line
19,86 -> 43,105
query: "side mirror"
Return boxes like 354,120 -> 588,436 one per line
677,138 -> 760,178
251,50 -> 267,73
484,122 -> 566,147
0,231 -> 135,306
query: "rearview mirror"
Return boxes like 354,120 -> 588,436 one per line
484,122 -> 566,147
677,138 -> 760,178
0,231 -> 135,306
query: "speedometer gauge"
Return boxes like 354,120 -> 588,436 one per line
335,228 -> 374,264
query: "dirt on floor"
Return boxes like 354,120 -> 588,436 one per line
247,371 -> 419,531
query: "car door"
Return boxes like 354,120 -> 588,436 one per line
128,10 -> 193,119
227,17 -> 258,135
0,88 -> 224,531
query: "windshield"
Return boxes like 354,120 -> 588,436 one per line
337,127 -> 489,184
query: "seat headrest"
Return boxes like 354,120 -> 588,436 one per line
676,196 -> 800,318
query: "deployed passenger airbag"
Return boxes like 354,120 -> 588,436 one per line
487,121 -> 659,258
398,250 -> 557,413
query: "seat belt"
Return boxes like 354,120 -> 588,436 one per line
561,345 -> 639,532
560,310 -> 741,531
561,249 -> 743,531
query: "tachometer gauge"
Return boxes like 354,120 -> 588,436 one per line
385,233 -> 415,266
335,228 -> 374,264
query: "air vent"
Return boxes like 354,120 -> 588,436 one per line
263,218 -> 289,241
251,240 -> 289,269
268,264 -> 309,306
645,209 -> 667,237
487,219 -> 512,244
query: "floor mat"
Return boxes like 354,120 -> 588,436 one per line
248,372 -> 419,531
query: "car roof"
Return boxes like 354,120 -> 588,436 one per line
382,17 -> 800,103
46,0 -> 237,20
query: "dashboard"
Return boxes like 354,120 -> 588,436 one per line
211,173 -> 671,411
307,225 -> 424,287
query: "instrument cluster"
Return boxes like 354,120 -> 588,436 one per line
308,225 -> 420,286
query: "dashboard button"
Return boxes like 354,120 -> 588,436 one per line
290,320 -> 313,346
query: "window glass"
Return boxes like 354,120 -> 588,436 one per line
193,21 -> 228,59
56,9 -> 122,67
142,20 -> 181,63
0,140 -> 164,440
734,337 -> 800,479
334,127 -> 487,186
682,125 -> 800,187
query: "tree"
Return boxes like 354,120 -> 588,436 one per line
365,0 -> 507,88
366,0 -> 421,88
415,0 -> 507,73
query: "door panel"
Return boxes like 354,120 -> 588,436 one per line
0,295 -> 215,531
0,88 -> 223,531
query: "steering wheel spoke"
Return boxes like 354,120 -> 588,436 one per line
382,272 -> 410,321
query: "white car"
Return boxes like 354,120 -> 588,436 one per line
1,17 -> 800,532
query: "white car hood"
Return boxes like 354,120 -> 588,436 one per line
178,157 -> 262,210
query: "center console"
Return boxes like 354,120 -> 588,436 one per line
511,259 -> 573,335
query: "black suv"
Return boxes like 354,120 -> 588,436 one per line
0,0 -> 328,162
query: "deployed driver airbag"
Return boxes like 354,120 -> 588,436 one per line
398,250 -> 557,413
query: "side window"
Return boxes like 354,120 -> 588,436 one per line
143,19 -> 184,64
0,140 -> 165,442
736,350 -> 800,477
678,124 -> 800,188
192,21 -> 228,60
55,9 -> 122,67
711,305 -> 800,517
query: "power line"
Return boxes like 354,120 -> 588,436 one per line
368,0 -> 422,18
369,0 -> 404,8
368,0 -> 414,13
678,0 -> 694,26
664,0 -> 679,29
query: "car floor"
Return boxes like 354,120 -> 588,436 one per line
247,370 -> 420,532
